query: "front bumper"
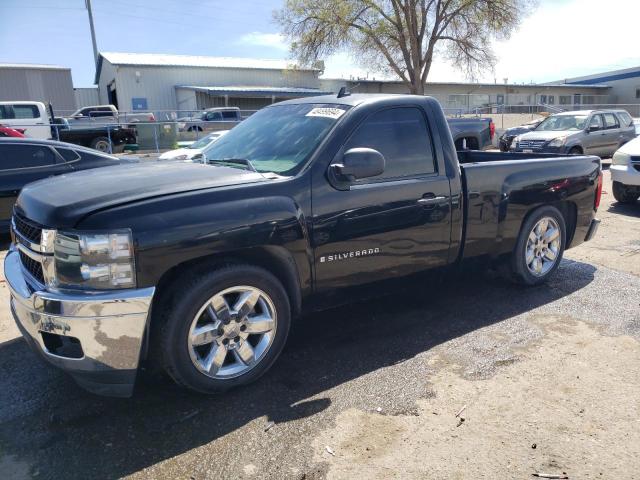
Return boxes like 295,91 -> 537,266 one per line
4,248 -> 154,397
610,164 -> 640,186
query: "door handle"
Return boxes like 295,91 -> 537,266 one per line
417,194 -> 446,205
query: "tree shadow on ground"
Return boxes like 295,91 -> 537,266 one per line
0,259 -> 596,479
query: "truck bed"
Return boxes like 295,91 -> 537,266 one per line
456,150 -> 601,262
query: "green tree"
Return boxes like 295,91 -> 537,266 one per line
276,0 -> 535,94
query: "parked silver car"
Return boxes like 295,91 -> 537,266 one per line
177,107 -> 242,132
513,109 -> 635,157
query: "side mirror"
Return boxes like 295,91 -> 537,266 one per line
331,148 -> 385,181
588,124 -> 600,132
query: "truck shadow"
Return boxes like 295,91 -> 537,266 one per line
607,201 -> 640,218
0,259 -> 596,479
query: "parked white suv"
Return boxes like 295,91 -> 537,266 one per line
611,137 -> 640,204
0,101 -> 51,140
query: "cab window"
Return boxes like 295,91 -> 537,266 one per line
13,105 -> 40,119
345,107 -> 436,183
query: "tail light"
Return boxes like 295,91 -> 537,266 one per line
489,121 -> 495,139
594,171 -> 603,210
148,113 -> 155,122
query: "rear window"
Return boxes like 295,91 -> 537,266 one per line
56,148 -> 80,162
13,105 -> 40,119
0,144 -> 57,169
617,111 -> 633,127
222,111 -> 238,120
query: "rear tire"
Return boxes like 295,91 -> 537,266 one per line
510,206 -> 566,285
612,181 -> 639,204
90,136 -> 112,153
154,264 -> 291,394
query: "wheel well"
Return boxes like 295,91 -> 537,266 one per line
568,145 -> 583,154
152,247 -> 303,320
521,201 -> 577,247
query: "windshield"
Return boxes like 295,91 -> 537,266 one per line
202,103 -> 349,175
188,132 -> 223,149
536,114 -> 588,131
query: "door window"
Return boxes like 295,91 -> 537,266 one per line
603,113 -> 619,129
205,112 -> 223,121
0,144 -> 57,170
589,115 -> 603,130
0,106 -> 12,119
13,105 -> 40,119
344,107 -> 436,182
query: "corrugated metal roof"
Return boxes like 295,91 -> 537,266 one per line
178,85 -> 331,96
0,63 -> 70,70
100,52 -> 315,71
322,78 -> 610,89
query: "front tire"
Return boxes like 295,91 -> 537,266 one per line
510,206 -> 566,285
612,181 -> 639,204
155,264 -> 291,394
568,146 -> 582,155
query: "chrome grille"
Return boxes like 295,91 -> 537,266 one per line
517,139 -> 546,150
13,213 -> 43,245
18,250 -> 45,284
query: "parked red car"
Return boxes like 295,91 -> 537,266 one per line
0,125 -> 25,138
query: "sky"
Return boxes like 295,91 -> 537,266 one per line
1,0 -> 639,87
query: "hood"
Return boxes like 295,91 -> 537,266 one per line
158,148 -> 200,160
616,135 -> 640,155
518,130 -> 580,141
504,125 -> 536,136
16,162 -> 267,228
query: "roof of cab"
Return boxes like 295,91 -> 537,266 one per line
273,93 -> 421,107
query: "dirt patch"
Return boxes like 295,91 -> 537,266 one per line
313,318 -> 640,479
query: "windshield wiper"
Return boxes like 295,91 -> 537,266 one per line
207,157 -> 259,173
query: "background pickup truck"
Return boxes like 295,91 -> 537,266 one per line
52,116 -> 137,153
6,94 -> 601,397
447,116 -> 494,150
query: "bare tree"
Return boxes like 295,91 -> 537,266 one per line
276,0 -> 535,94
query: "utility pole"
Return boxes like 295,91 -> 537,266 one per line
86,0 -> 99,67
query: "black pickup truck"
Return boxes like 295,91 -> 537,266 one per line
5,94 -> 602,397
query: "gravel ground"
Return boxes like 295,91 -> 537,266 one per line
0,167 -> 638,479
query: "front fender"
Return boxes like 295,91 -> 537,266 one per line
77,194 -> 312,295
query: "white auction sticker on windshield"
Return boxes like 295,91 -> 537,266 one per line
306,107 -> 346,119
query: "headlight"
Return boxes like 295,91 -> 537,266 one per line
510,136 -> 519,149
548,136 -> 568,147
175,154 -> 188,160
178,122 -> 186,130
612,151 -> 631,165
50,230 -> 136,290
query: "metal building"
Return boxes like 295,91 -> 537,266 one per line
94,52 -> 328,117
0,63 -> 76,111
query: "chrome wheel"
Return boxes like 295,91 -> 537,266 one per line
187,286 -> 277,379
525,217 -> 561,277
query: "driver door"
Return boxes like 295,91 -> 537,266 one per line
311,106 -> 453,293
